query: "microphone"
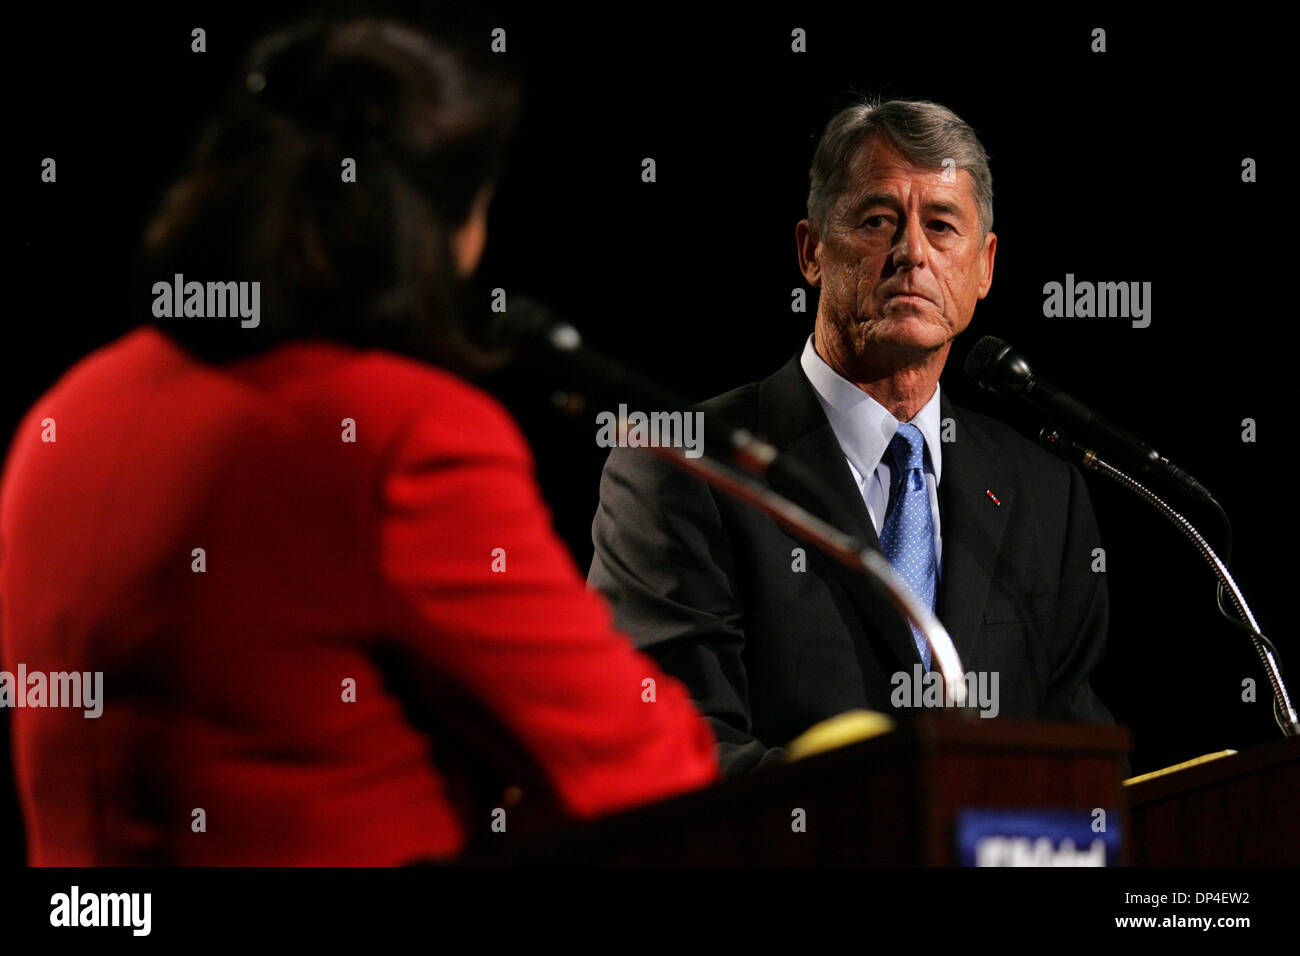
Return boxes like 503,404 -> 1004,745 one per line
964,335 -> 1214,505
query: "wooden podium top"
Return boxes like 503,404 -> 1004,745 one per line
1123,734 -> 1299,865
1125,735 -> 1298,806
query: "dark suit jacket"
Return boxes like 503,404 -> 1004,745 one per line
588,352 -> 1118,778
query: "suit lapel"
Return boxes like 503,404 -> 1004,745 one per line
754,354 -> 923,671
935,392 -> 1011,669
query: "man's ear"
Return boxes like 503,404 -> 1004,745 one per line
795,219 -> 822,287
976,230 -> 997,300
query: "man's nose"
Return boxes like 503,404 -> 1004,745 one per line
890,215 -> 927,269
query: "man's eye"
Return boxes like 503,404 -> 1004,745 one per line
862,215 -> 891,228
929,221 -> 954,232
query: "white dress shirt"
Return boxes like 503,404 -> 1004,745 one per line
799,335 -> 943,584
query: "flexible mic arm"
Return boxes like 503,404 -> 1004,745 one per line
1040,427 -> 1299,737
499,297 -> 971,709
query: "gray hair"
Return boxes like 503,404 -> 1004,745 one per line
807,97 -> 993,240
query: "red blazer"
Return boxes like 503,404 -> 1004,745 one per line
0,327 -> 719,864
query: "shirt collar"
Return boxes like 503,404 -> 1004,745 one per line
799,334 -> 943,484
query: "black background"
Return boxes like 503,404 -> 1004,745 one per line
7,3 -> 1291,863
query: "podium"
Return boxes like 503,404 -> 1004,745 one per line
1124,736 -> 1300,865
464,717 -> 1297,864
467,716 -> 1129,864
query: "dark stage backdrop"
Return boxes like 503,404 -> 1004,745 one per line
7,3 -> 1291,863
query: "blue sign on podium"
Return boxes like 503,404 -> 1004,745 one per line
955,808 -> 1120,866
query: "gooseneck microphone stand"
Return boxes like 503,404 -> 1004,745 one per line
1040,427 -> 1300,737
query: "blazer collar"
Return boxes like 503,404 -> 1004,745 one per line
756,352 -> 878,547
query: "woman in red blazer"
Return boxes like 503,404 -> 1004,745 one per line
0,17 -> 718,865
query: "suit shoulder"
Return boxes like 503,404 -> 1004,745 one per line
692,380 -> 763,431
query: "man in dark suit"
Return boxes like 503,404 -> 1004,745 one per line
588,97 -> 1118,777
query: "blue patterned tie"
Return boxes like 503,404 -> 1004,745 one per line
878,423 -> 936,671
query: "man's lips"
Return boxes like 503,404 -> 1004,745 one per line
884,291 -> 933,305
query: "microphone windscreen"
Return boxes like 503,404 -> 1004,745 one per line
964,334 -> 1011,388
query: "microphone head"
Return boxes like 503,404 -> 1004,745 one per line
964,335 -> 1033,395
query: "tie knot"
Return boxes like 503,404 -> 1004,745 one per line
888,423 -> 926,473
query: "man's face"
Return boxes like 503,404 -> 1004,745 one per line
799,135 -> 996,358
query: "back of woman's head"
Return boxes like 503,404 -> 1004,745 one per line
138,16 -> 521,373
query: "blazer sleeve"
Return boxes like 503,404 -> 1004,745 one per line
588,445 -> 788,778
1041,463 -> 1119,729
377,393 -> 719,822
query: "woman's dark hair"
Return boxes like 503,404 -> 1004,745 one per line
137,16 -> 521,373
